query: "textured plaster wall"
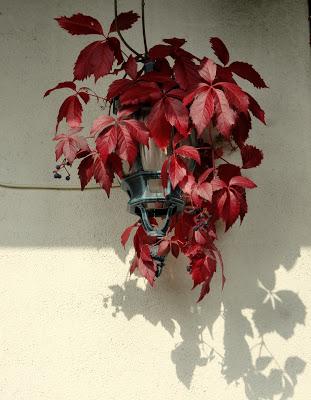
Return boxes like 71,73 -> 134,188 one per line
0,0 -> 310,399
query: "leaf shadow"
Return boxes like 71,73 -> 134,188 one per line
104,198 -> 307,398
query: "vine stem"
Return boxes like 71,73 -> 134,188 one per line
114,0 -> 141,56
208,124 -> 216,176
141,0 -> 148,56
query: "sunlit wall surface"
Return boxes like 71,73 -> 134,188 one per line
0,0 -> 310,398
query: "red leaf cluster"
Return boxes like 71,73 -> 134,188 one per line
45,11 -> 268,301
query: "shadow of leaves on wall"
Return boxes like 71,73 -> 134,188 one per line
105,268 -> 305,398
104,198 -> 307,399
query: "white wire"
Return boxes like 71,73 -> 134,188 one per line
0,181 -> 120,191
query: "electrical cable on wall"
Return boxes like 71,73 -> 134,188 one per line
0,181 -> 120,190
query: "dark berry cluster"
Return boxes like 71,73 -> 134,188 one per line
52,161 -> 71,180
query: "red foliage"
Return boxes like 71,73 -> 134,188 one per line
45,10 -> 268,301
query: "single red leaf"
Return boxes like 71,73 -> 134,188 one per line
147,99 -> 171,149
78,155 -> 94,190
213,88 -> 236,138
230,176 -> 257,188
154,58 -> 172,75
190,88 -> 214,135
120,82 -> 162,105
44,81 -> 76,97
211,178 -> 227,191
139,71 -> 172,83
173,56 -> 200,90
171,242 -> 180,258
55,14 -> 104,35
53,129 -> 88,164
241,145 -> 263,169
130,255 -> 139,275
210,37 -> 230,66
197,182 -> 213,202
229,61 -> 268,89
149,44 -> 172,59
90,115 -> 115,136
117,124 -> 138,164
109,11 -> 140,33
107,36 -> 123,65
225,189 -> 241,230
74,40 -> 114,81
198,168 -> 214,184
247,94 -> 266,124
56,95 -> 83,131
122,119 -> 149,146
77,91 -> 90,104
124,55 -> 137,80
232,112 -> 251,146
175,145 -> 201,164
218,163 -> 241,184
121,222 -> 138,248
161,158 -> 169,189
107,78 -> 133,101
163,37 -> 186,47
164,97 -> 189,135
96,125 -> 118,161
138,245 -> 157,286
199,58 -> 217,84
168,156 -> 187,189
217,82 -> 249,113
93,155 -> 114,196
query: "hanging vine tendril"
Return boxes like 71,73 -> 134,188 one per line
114,0 -> 142,57
141,0 -> 148,56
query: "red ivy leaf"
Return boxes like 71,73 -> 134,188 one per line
120,82 -> 161,105
241,145 -> 263,169
107,36 -> 123,65
163,37 -> 186,47
44,81 -> 76,97
229,175 -> 257,188
91,115 -> 115,136
77,91 -> 90,104
149,44 -> 172,59
147,100 -> 171,149
169,156 -> 187,189
109,11 -> 140,33
121,222 -> 138,248
138,245 -> 157,286
171,242 -> 180,258
78,155 -> 94,190
175,145 -> 201,164
54,128 -> 88,164
164,97 -> 189,136
56,95 -> 83,131
210,37 -> 230,66
217,82 -> 249,113
247,94 -> 266,124
199,58 -> 217,84
173,56 -> 200,90
55,14 -> 104,35
214,89 -> 236,138
161,158 -> 169,188
74,40 -> 114,81
93,155 -> 114,196
189,87 -> 214,135
124,54 -> 137,80
229,61 -> 268,89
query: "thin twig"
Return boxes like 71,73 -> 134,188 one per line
141,0 -> 148,56
114,0 -> 141,56
208,124 -> 216,176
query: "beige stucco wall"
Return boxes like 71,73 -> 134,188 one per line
0,0 -> 310,398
